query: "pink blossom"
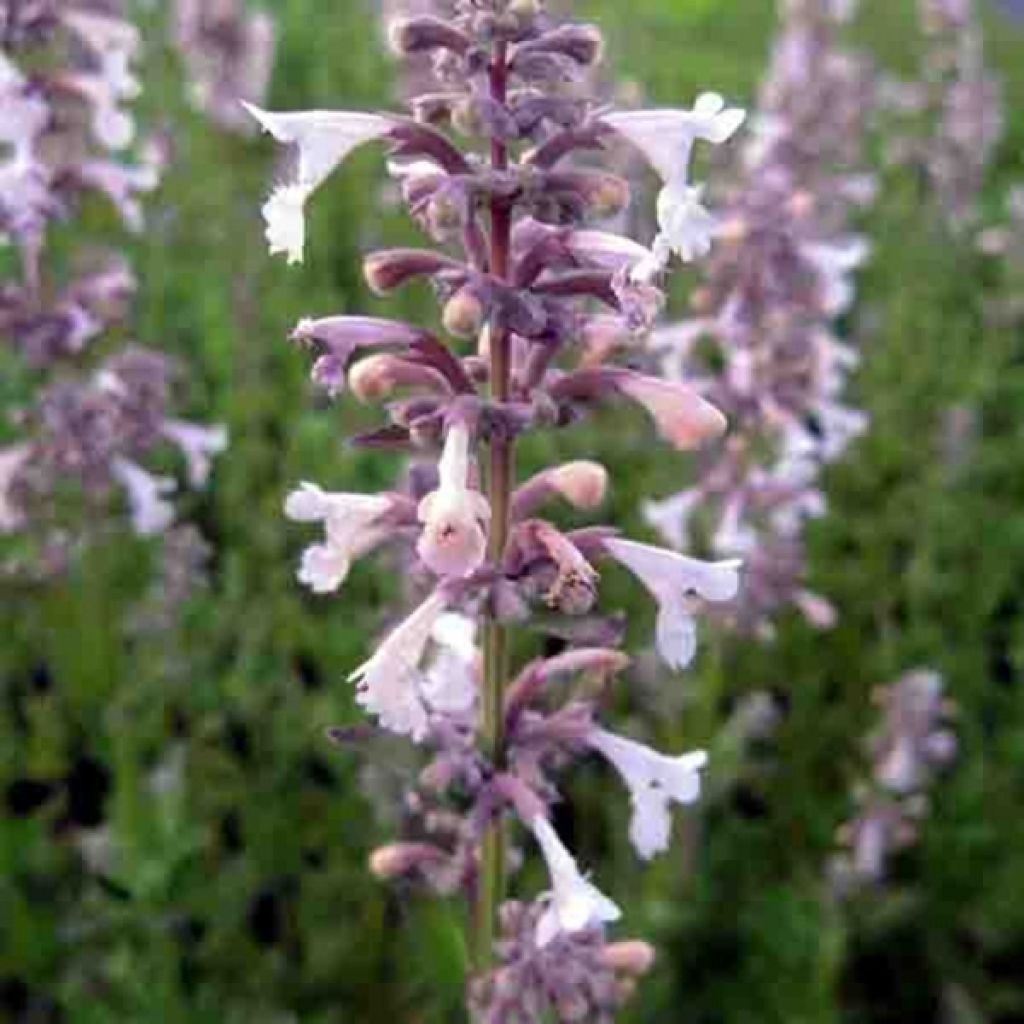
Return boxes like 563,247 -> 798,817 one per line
417,421 -> 491,578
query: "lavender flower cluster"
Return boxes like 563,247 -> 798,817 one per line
172,0 -> 275,134
1,1 -> 225,569
882,0 -> 1003,230
248,0 -> 747,1016
642,0 -> 875,638
831,669 -> 957,893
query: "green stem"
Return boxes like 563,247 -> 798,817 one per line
475,38 -> 512,977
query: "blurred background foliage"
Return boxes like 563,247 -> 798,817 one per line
3,1 -> 1024,1022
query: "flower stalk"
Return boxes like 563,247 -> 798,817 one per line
253,2 -> 747,1016
478,35 -> 513,975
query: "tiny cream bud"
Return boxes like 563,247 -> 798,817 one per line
347,354 -> 449,402
790,191 -> 816,219
507,0 -> 542,16
691,287 -> 714,313
363,249 -> 459,296
349,355 -> 399,401
717,216 -> 748,244
601,940 -> 658,977
549,461 -> 608,509
368,843 -> 437,879
443,288 -> 485,339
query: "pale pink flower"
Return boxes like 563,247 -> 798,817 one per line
604,537 -> 741,670
604,93 -> 745,264
57,73 -> 136,150
161,420 -> 229,488
284,482 -> 394,593
420,612 -> 479,715
417,421 -> 491,578
0,445 -> 30,533
111,458 -> 176,536
347,590 -> 450,741
244,103 -> 392,263
802,236 -> 871,315
589,728 -> 707,860
655,181 -> 719,262
0,56 -> 48,163
530,816 -> 621,948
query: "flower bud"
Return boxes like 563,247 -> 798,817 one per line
507,0 -> 542,19
601,940 -> 657,977
548,461 -> 608,509
717,216 -> 748,245
387,17 -> 471,57
443,287 -> 486,339
690,286 -> 714,313
368,842 -> 445,880
363,249 -> 461,296
348,354 -> 450,402
521,24 -> 605,67
790,190 -> 816,219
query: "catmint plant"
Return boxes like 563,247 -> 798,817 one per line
247,0 -> 745,1016
172,0 -> 275,134
881,0 -> 1003,231
642,0 -> 875,638
830,669 -> 957,893
978,185 -> 1024,327
1,0 -> 226,570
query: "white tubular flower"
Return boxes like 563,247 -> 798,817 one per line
111,458 -> 176,536
416,422 -> 491,578
643,490 -> 701,550
61,9 -> 141,98
655,181 -> 718,262
0,445 -> 30,533
530,816 -> 621,948
604,537 -> 741,670
161,420 -> 228,488
420,612 -> 478,715
347,590 -> 449,742
589,728 -> 708,860
0,57 -> 48,163
604,94 -> 745,264
284,482 -> 393,594
243,103 -> 392,264
802,236 -> 871,315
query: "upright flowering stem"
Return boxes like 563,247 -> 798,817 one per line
479,34 -> 511,973
256,4 -> 746,1015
